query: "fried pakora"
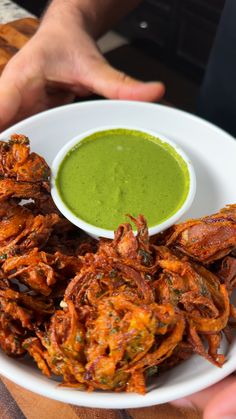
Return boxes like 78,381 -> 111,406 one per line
0,134 -> 50,187
165,204 -> 236,263
23,215 -> 236,393
0,135 -> 235,394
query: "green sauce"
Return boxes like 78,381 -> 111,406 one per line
56,129 -> 190,230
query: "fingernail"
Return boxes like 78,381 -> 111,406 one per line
172,398 -> 197,410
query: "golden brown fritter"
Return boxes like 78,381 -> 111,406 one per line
165,204 -> 236,263
3,248 -> 81,295
23,215 -> 236,393
0,135 -> 235,394
0,134 -> 50,187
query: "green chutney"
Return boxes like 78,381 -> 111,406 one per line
56,129 -> 190,230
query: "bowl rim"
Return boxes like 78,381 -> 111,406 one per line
51,125 -> 196,239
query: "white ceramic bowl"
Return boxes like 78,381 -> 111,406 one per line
1,100 -> 236,408
51,125 -> 196,238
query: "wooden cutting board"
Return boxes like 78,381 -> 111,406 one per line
0,17 -> 39,74
0,17 -> 200,419
1,375 -> 201,419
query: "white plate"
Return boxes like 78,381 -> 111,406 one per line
0,100 -> 236,409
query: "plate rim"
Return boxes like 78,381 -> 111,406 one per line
0,99 -> 235,408
1,99 -> 235,143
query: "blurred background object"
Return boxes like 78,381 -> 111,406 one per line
13,0 -> 47,17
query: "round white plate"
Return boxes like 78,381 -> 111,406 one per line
0,100 -> 236,409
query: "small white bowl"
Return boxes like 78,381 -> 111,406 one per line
51,125 -> 196,238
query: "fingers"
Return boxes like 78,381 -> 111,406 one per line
82,57 -> 165,102
0,59 -> 76,131
0,29 -> 165,132
0,55 -> 38,130
172,376 -> 236,417
204,377 -> 236,419
0,78 -> 22,131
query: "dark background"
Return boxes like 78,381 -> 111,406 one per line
14,0 -> 48,17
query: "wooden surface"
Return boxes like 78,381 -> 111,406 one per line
0,375 -> 201,419
0,17 -> 39,74
0,17 -> 201,419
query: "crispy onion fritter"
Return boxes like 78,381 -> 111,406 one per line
0,135 -> 235,394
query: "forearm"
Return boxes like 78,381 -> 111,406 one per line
41,0 -> 142,38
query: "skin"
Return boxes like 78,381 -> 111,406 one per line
0,0 -> 235,416
0,0 -> 165,131
172,376 -> 236,419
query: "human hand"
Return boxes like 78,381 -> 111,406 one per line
173,375 -> 236,418
0,7 -> 165,131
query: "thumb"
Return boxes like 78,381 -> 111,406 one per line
82,57 -> 165,102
